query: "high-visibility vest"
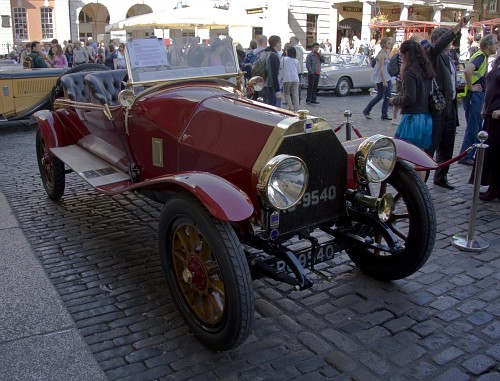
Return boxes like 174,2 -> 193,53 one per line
457,50 -> 487,98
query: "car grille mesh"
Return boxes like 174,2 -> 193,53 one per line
274,129 -> 347,237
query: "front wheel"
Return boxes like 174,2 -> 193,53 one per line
346,161 -> 436,280
335,77 -> 352,97
36,128 -> 65,200
159,195 -> 254,350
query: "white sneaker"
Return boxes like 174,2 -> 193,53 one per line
391,119 -> 399,126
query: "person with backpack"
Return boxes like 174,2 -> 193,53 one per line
458,34 -> 499,165
260,35 -> 282,106
25,41 -> 48,68
362,37 -> 392,120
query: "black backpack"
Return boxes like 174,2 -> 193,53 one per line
387,53 -> 400,77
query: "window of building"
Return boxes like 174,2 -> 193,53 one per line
306,14 -> 318,50
13,7 -> 28,40
78,11 -> 94,23
489,0 -> 497,12
40,7 -> 53,39
1,15 -> 11,28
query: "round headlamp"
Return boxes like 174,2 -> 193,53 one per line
258,155 -> 309,210
355,135 -> 396,182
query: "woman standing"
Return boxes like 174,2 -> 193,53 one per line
49,44 -> 68,68
114,43 -> 126,69
363,37 -> 393,120
478,55 -> 500,201
64,44 -> 74,68
279,47 -> 301,111
390,40 -> 435,153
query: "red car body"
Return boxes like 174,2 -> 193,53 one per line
34,41 -> 437,350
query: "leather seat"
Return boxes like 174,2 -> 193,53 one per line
84,70 -> 127,106
60,72 -> 90,103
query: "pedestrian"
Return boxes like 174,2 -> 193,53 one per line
254,35 -> 267,55
458,34 -> 499,165
64,44 -> 74,68
476,55 -> 500,201
114,43 -> 127,69
261,35 -> 282,106
26,41 -> 48,68
289,36 -> 305,102
305,42 -> 324,105
48,44 -> 68,68
72,41 -> 89,66
104,44 -> 117,70
390,39 -> 435,180
279,47 -> 301,111
423,16 -> 471,189
363,37 -> 393,120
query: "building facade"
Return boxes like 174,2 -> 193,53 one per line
3,0 -> 498,55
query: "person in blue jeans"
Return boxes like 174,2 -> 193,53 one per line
458,34 -> 498,165
363,37 -> 393,120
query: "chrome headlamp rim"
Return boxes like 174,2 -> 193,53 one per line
258,154 -> 309,210
355,135 -> 397,183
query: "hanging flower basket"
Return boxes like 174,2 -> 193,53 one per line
370,14 -> 389,26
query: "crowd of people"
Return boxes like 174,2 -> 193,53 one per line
360,15 -> 500,201
8,37 -> 128,69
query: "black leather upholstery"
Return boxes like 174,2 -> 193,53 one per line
85,70 -> 127,106
60,72 -> 90,103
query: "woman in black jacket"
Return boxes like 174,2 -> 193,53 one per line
391,40 -> 435,154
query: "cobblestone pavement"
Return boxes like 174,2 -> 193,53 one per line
1,92 -> 499,381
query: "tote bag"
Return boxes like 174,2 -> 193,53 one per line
395,113 -> 433,149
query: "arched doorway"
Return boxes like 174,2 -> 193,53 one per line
78,3 -> 110,42
126,3 -> 154,40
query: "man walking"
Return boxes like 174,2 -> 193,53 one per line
261,35 -> 282,106
289,36 -> 305,102
458,34 -> 499,165
306,42 -> 324,105
73,41 -> 89,66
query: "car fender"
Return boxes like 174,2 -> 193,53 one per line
33,110 -> 74,149
342,137 -> 437,187
98,172 -> 254,222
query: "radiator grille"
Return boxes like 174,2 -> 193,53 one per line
274,129 -> 347,236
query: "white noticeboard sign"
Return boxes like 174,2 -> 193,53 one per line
126,38 -> 169,68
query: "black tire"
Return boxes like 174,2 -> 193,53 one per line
36,128 -> 65,200
159,195 -> 254,350
50,63 -> 110,107
346,161 -> 436,280
335,77 -> 352,97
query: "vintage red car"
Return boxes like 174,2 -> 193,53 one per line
34,38 -> 438,350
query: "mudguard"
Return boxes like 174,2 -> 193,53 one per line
342,137 -> 437,169
96,171 -> 254,222
33,110 -> 75,149
343,137 -> 438,188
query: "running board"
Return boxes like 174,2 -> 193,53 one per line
50,145 -> 130,188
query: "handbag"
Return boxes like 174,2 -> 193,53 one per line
429,78 -> 446,112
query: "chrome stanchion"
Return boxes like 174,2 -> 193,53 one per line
451,131 -> 489,252
344,110 -> 352,141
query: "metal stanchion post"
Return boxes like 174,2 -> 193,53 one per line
451,131 -> 489,252
344,110 -> 352,141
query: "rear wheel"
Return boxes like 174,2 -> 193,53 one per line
335,77 -> 352,97
36,129 -> 65,200
346,161 -> 436,280
159,195 -> 254,350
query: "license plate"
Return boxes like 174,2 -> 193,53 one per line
266,241 -> 344,273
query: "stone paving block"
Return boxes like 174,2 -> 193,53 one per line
358,350 -> 391,376
435,367 -> 470,381
461,354 -> 497,375
383,316 -> 416,334
486,343 -> 500,361
254,298 -> 282,316
355,326 -> 391,344
432,346 -> 465,365
477,373 -> 500,381
481,320 -> 500,339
